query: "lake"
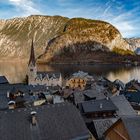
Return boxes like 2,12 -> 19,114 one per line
0,61 -> 140,84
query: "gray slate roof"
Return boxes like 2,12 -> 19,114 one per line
81,99 -> 118,113
93,118 -> 118,139
121,116 -> 140,140
0,84 -> 61,110
111,95 -> 137,116
74,92 -> 85,105
0,84 -> 48,93
0,103 -> 90,140
0,94 -> 8,110
83,90 -> 107,100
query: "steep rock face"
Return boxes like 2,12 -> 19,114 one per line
0,15 -> 68,59
126,38 -> 140,50
126,38 -> 140,55
39,18 -> 133,62
0,15 -> 133,62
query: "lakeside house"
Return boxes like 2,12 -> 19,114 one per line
66,71 -> 94,90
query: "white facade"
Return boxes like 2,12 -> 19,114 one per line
28,41 -> 62,87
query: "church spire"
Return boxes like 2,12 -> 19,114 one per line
28,40 -> 36,66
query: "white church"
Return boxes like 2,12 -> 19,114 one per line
28,41 -> 62,87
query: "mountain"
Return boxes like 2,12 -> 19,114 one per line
0,15 -> 68,59
0,15 -> 134,62
38,18 -> 134,63
126,38 -> 140,54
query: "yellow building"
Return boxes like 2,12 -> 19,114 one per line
66,71 -> 94,90
66,77 -> 86,90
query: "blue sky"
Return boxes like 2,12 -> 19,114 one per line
0,0 -> 140,38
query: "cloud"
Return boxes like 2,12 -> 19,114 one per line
0,0 -> 140,37
89,0 -> 140,37
8,0 -> 42,17
10,0 -> 21,2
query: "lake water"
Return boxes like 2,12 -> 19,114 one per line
0,61 -> 140,84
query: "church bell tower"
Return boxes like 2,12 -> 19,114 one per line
28,40 -> 37,85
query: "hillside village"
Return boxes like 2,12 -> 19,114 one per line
0,42 -> 140,140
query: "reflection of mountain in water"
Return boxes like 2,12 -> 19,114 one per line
107,67 -> 140,83
0,61 -> 27,83
0,61 -> 140,83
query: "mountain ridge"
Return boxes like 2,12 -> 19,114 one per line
0,15 -> 68,59
0,15 -> 137,63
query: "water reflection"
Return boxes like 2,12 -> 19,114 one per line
107,67 -> 140,83
0,61 -> 140,83
0,61 -> 27,83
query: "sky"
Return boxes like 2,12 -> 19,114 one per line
0,0 -> 140,38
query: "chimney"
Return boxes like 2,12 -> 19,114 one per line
31,111 -> 37,125
106,96 -> 109,100
100,103 -> 103,109
7,91 -> 10,98
8,101 -> 15,109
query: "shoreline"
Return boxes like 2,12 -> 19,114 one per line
37,61 -> 140,66
0,58 -> 139,66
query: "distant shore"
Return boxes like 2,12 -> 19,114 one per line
37,59 -> 140,66
0,54 -> 140,67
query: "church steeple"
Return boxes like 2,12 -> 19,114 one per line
28,40 -> 37,85
28,40 -> 36,66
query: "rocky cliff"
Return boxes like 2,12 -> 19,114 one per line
0,15 -> 68,59
126,38 -> 140,50
39,18 -> 133,63
0,15 -> 134,62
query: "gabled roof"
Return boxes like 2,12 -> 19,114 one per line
104,115 -> 140,140
121,116 -> 140,140
37,72 -> 61,79
121,91 -> 140,103
0,94 -> 8,110
0,103 -> 90,140
0,84 -> 48,94
80,99 -> 118,114
111,95 -> 137,116
0,76 -> 9,84
74,91 -> 85,105
93,118 -> 118,139
28,40 -> 36,66
72,71 -> 93,80
83,89 -> 109,100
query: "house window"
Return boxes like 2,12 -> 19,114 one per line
30,69 -> 33,72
